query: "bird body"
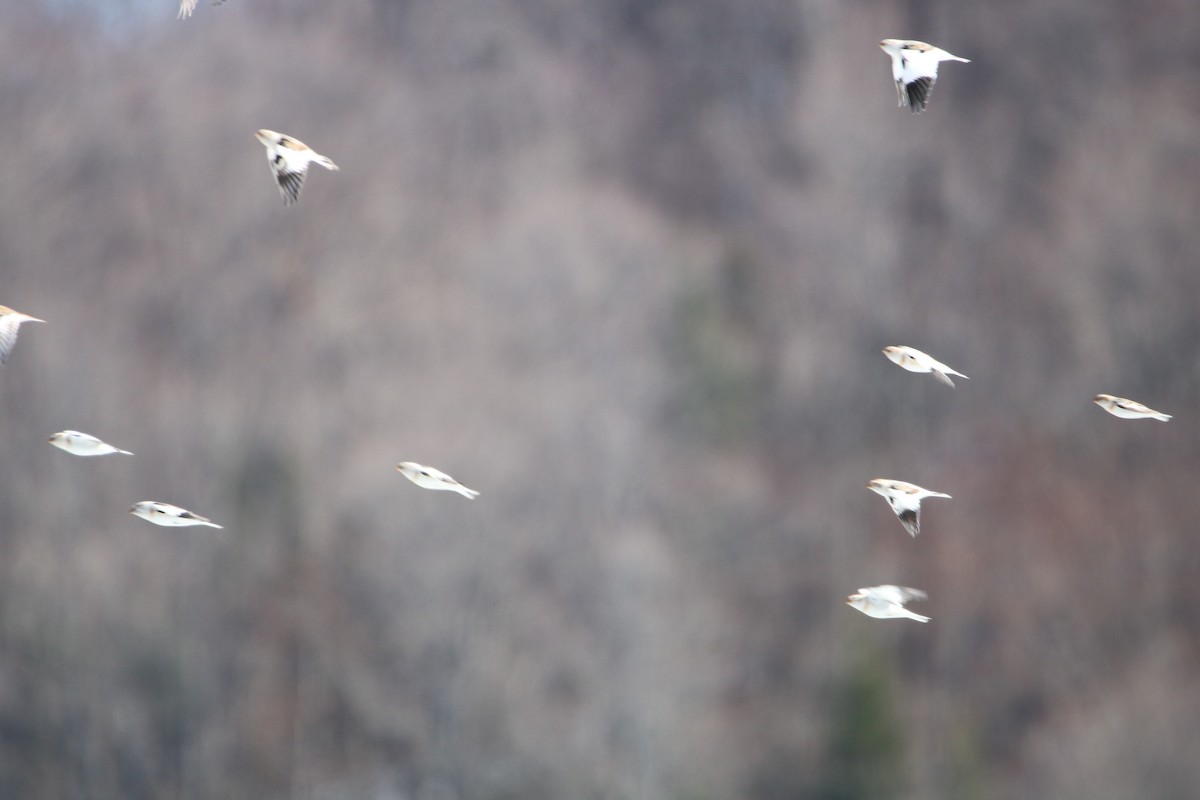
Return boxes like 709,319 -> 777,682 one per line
867,478 -> 951,538
49,430 -> 133,456
255,129 -> 339,206
1093,393 -> 1171,421
879,39 -> 969,112
130,501 -> 222,529
0,306 -> 44,365
396,461 -> 479,499
847,584 -> 930,622
883,345 -> 969,387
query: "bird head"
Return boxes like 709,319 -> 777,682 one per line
255,129 -> 279,146
879,39 -> 903,55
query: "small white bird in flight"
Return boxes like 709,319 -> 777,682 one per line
0,306 -> 44,365
49,430 -> 133,457
867,478 -> 951,538
847,585 -> 930,622
396,461 -> 480,499
1093,393 -> 1171,422
879,39 -> 970,113
178,0 -> 226,19
130,501 -> 223,529
255,129 -> 339,206
883,345 -> 969,387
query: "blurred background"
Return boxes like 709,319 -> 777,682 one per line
2,0 -> 1199,797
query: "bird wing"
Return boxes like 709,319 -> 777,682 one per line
178,0 -> 198,18
0,315 -> 24,364
871,585 -> 927,605
886,494 -> 922,537
896,53 -> 940,112
903,76 -> 935,112
270,159 -> 307,206
894,505 -> 921,537
930,368 -> 957,387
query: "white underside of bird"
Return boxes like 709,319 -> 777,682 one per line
396,461 -> 479,499
883,345 -> 969,387
130,501 -> 222,529
879,39 -> 969,113
49,430 -> 133,456
847,585 -> 930,622
867,478 -> 951,538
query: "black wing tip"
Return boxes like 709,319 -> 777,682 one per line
897,508 -> 920,537
277,171 -> 305,206
905,76 -> 934,112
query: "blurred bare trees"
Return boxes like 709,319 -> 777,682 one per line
1,0 -> 1199,798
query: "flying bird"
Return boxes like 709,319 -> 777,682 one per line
396,461 -> 480,499
1093,393 -> 1171,422
130,501 -> 223,529
0,306 -> 44,365
49,430 -> 133,456
847,585 -> 930,622
879,39 -> 970,113
255,129 -> 339,206
867,478 -> 951,538
178,0 -> 226,20
882,345 -> 969,387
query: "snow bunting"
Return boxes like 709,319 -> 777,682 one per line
1093,393 -> 1171,422
130,501 -> 222,529
0,306 -> 44,365
847,585 -> 930,622
882,345 -> 969,387
396,461 -> 479,499
867,478 -> 951,538
49,430 -> 133,456
178,0 -> 226,20
255,129 -> 339,206
879,39 -> 970,113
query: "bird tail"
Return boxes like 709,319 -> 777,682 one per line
202,521 -> 224,529
1152,413 -> 1172,421
906,611 -> 931,623
117,449 -> 135,456
456,486 -> 481,500
314,154 -> 339,172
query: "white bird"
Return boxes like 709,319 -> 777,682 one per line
49,430 -> 133,457
847,585 -> 930,622
882,345 -> 969,387
130,501 -> 222,529
1093,393 -> 1171,422
879,39 -> 970,113
0,306 -> 45,365
396,461 -> 479,499
867,478 -> 951,538
255,129 -> 339,206
178,0 -> 226,20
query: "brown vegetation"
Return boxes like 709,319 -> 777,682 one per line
1,0 -> 1199,797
